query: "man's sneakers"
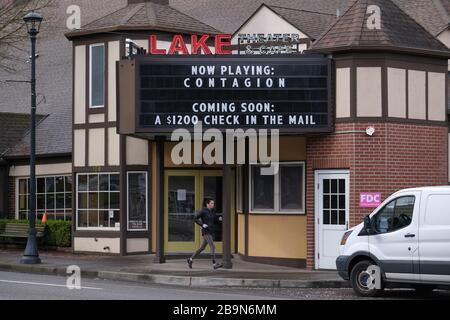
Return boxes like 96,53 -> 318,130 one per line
213,262 -> 223,270
187,258 -> 193,269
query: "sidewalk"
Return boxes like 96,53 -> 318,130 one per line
0,249 -> 349,288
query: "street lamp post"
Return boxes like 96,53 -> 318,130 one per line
21,11 -> 43,265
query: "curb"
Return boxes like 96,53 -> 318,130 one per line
0,263 -> 350,289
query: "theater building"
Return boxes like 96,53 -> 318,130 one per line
2,0 -> 449,270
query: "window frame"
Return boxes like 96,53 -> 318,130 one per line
372,195 -> 416,235
76,172 -> 120,231
16,175 -> 72,221
249,161 -> 305,215
127,171 -> 148,232
89,43 -> 105,109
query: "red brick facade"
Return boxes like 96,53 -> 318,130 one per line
306,122 -> 448,268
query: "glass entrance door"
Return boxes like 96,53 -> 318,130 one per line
165,170 -> 230,253
166,174 -> 196,250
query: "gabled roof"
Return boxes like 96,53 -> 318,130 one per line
0,0 -> 122,158
66,1 -> 220,39
310,0 -> 450,58
0,113 -> 46,158
5,112 -> 72,158
392,0 -> 450,36
254,5 -> 337,40
174,0 -> 352,34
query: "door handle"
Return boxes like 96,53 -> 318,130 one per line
404,233 -> 415,238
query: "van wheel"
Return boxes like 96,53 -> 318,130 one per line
350,260 -> 384,297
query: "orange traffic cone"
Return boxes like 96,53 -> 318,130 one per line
42,212 -> 48,224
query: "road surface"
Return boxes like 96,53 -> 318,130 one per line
0,270 -> 449,300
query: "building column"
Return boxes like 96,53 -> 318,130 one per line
243,137 -> 249,257
119,135 -> 127,256
154,136 -> 166,263
222,141 -> 232,269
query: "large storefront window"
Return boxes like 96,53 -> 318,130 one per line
250,162 -> 305,214
17,176 -> 72,221
127,172 -> 148,231
76,173 -> 120,230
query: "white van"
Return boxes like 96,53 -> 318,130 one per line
336,186 -> 450,297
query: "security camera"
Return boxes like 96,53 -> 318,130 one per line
366,126 -> 376,136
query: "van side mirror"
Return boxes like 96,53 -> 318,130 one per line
363,216 -> 372,234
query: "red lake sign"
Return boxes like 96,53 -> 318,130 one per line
149,34 -> 232,55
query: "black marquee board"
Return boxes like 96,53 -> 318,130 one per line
134,55 -> 332,134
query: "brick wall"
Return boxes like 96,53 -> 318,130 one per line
8,178 -> 15,219
306,122 -> 448,269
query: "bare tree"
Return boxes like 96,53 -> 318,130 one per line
0,0 -> 53,73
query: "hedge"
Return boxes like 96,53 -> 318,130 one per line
44,220 -> 72,247
0,219 -> 71,247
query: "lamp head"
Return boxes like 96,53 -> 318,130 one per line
23,11 -> 43,35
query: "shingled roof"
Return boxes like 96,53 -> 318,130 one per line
262,5 -> 337,40
392,0 -> 450,36
0,0 -> 126,158
310,0 -> 450,57
0,113 -> 46,158
65,1 -> 220,39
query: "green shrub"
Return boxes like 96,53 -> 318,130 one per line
44,220 -> 72,247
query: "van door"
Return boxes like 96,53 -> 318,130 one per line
419,191 -> 450,284
369,192 -> 420,281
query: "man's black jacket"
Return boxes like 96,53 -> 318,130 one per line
194,208 -> 221,236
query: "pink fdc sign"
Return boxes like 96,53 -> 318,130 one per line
360,192 -> 382,208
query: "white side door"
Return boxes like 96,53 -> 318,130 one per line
315,171 -> 349,270
419,191 -> 450,284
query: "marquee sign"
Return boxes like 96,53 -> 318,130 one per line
118,55 -> 332,135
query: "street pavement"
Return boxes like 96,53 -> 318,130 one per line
0,249 -> 344,288
1,270 -> 450,300
0,270 -> 278,300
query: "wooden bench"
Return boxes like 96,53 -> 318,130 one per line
0,223 -> 46,242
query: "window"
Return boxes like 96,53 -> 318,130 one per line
89,43 -> 105,108
250,162 -> 305,214
322,178 -> 347,225
424,194 -> 450,226
17,176 -> 72,221
77,173 -> 120,230
373,196 -> 415,234
127,172 -> 148,231
236,166 -> 243,213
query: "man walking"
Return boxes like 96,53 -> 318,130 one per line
187,198 -> 222,269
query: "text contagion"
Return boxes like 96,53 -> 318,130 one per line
184,65 -> 284,88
